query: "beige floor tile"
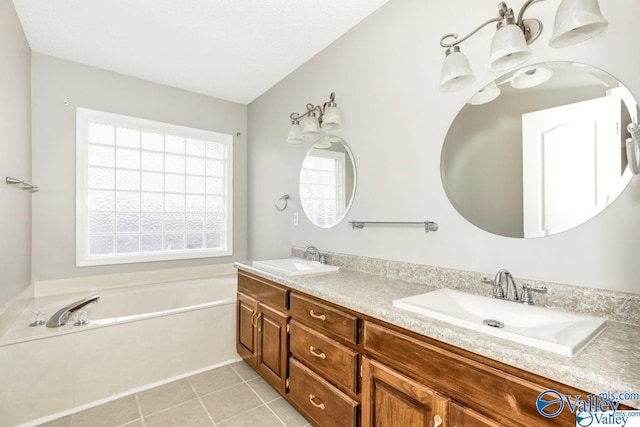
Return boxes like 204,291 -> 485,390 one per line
71,395 -> 139,427
268,398 -> 310,427
118,420 -> 144,427
144,399 -> 212,427
247,376 -> 281,403
36,416 -> 72,427
188,366 -> 243,396
218,405 -> 284,427
200,383 -> 263,422
137,379 -> 196,416
229,360 -> 260,381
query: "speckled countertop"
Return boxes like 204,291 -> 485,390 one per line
235,261 -> 640,408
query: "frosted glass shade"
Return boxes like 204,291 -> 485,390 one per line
287,122 -> 304,144
549,0 -> 608,48
302,116 -> 321,138
510,65 -> 553,89
321,106 -> 342,131
439,50 -> 475,92
468,81 -> 501,105
489,24 -> 532,73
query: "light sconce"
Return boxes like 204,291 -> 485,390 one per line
439,0 -> 608,92
287,92 -> 342,144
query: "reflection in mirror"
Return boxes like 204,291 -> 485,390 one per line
441,62 -> 638,238
299,136 -> 356,228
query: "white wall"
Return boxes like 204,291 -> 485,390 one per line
31,54 -> 247,282
0,1 -> 31,307
247,0 -> 640,294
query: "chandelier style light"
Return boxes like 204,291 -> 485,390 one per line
439,0 -> 608,92
287,92 -> 342,144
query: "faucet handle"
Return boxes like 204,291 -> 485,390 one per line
482,277 -> 504,299
521,284 -> 547,305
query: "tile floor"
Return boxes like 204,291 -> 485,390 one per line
37,361 -> 311,427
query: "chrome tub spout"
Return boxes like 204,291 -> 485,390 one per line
46,295 -> 100,328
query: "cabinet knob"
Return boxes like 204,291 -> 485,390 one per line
309,394 -> 326,410
434,414 -> 443,427
309,310 -> 326,321
309,346 -> 327,360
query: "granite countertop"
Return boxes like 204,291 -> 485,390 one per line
235,261 -> 640,408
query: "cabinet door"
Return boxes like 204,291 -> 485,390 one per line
361,357 -> 448,427
237,292 -> 258,366
256,302 -> 289,393
449,401 -> 504,427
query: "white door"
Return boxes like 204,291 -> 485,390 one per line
522,96 -> 622,237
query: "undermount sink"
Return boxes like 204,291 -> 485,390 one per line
253,258 -> 339,276
393,288 -> 606,357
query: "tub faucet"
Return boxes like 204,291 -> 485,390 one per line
46,295 -> 100,328
304,245 -> 321,263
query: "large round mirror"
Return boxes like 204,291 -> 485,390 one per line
299,136 -> 356,228
441,62 -> 638,238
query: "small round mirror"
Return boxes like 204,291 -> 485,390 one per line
299,136 -> 356,228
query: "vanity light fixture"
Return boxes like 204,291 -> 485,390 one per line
287,92 -> 342,144
439,0 -> 608,92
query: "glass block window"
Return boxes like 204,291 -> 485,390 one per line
76,108 -> 233,266
299,149 -> 346,228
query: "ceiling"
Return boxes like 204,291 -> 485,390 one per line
13,0 -> 390,105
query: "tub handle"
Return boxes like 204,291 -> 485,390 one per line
309,394 -> 325,410
309,310 -> 326,321
309,346 -> 326,360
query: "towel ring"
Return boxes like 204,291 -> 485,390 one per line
275,194 -> 290,212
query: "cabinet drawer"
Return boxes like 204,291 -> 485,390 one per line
363,322 -> 576,427
290,293 -> 358,344
290,320 -> 358,394
289,358 -> 358,427
238,272 -> 288,311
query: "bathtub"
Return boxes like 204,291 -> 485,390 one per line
0,269 -> 239,427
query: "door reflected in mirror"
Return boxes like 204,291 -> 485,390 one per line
441,62 -> 638,238
299,136 -> 356,228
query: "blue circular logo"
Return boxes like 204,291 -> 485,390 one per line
577,412 -> 594,427
536,389 -> 565,418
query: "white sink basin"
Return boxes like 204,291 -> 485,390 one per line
253,258 -> 339,276
393,288 -> 606,357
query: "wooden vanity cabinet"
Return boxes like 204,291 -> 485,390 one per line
361,357 -> 448,427
287,291 -> 361,426
449,401 -> 505,427
236,272 -> 289,394
236,270 -> 588,427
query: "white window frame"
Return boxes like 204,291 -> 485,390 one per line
76,108 -> 233,266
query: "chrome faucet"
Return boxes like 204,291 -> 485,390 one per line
495,269 -> 519,302
482,270 -> 547,305
46,295 -> 100,328
304,245 -> 321,263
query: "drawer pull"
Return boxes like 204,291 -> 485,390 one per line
309,310 -> 326,321
309,394 -> 326,410
309,346 -> 326,359
434,414 -> 443,427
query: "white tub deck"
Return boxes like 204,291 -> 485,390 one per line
0,268 -> 239,427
